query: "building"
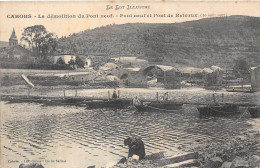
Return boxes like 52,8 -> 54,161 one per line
9,28 -> 18,46
99,63 -> 119,75
7,45 -> 33,61
0,28 -> 33,62
251,65 -> 260,90
118,67 -> 140,86
84,57 -> 92,68
140,65 -> 180,88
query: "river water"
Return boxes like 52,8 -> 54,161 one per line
1,88 -> 259,168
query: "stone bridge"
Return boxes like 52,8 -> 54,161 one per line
106,64 -> 180,89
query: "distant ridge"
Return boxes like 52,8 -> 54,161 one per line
0,41 -> 9,48
57,15 -> 260,68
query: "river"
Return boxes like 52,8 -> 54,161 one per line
1,88 -> 259,168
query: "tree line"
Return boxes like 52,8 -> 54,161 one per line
56,56 -> 85,69
20,25 -> 86,69
21,25 -> 58,63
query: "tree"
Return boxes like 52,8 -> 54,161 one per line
75,56 -> 85,68
68,58 -> 76,69
20,25 -> 58,62
233,58 -> 250,75
41,33 -> 58,58
56,57 -> 65,65
233,57 -> 251,81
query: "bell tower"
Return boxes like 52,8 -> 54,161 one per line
9,28 -> 18,46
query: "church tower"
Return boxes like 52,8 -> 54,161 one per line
9,28 -> 18,46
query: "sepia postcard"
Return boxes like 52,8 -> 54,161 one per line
0,1 -> 260,168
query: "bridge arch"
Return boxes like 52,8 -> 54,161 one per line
120,73 -> 128,80
142,65 -> 166,78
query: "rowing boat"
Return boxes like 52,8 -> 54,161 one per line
134,102 -> 183,112
85,99 -> 131,109
197,104 -> 240,117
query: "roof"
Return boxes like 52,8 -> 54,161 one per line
203,66 -> 223,74
202,68 -> 214,73
210,65 -> 223,71
156,65 -> 177,72
106,75 -> 119,81
124,67 -> 140,72
99,67 -> 112,71
118,57 -> 137,63
8,45 -> 32,55
99,63 -> 119,71
102,63 -> 118,68
53,55 -> 76,58
110,57 -> 119,61
9,28 -> 18,40
68,72 -> 91,76
136,59 -> 148,63
122,64 -> 134,68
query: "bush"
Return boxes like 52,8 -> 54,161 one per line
56,57 -> 65,65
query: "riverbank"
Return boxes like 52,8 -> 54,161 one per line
111,111 -> 260,168
112,128 -> 260,168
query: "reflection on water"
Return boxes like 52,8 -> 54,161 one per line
1,100 -> 255,168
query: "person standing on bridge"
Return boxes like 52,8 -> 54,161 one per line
112,88 -> 118,99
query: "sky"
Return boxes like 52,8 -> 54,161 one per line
0,1 -> 260,42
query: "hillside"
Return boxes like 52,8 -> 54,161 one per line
57,15 -> 260,68
0,41 -> 9,48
